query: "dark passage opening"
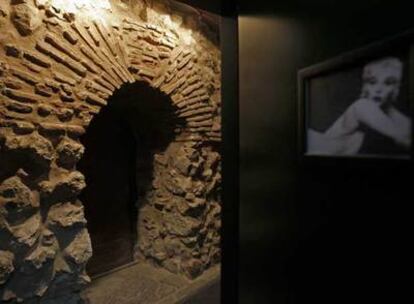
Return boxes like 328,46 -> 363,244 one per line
78,82 -> 183,277
77,98 -> 137,276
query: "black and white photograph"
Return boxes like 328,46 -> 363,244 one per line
301,50 -> 412,159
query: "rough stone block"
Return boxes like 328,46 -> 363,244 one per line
37,104 -> 54,117
177,94 -> 209,109
53,72 -> 76,86
8,213 -> 41,247
34,84 -> 53,97
85,80 -> 112,97
40,171 -> 86,201
138,67 -> 157,79
21,60 -> 42,73
24,244 -> 56,270
44,33 -> 81,62
41,229 -> 56,247
66,125 -> 86,137
48,202 -> 86,228
163,174 -> 192,196
23,51 -> 52,68
3,132 -> 54,169
5,99 -> 33,114
178,106 -> 213,118
12,120 -> 35,134
2,88 -> 38,104
186,113 -> 212,122
163,213 -> 202,237
211,119 -> 221,132
0,61 -> 9,77
0,250 -> 14,284
182,258 -> 203,279
3,78 -> 24,90
10,67 -> 40,85
151,239 -> 167,262
188,119 -> 213,128
0,2 -> 9,17
11,0 -> 30,4
177,54 -> 193,71
63,30 -> 79,45
36,41 -> 87,77
0,175 -> 38,224
57,108 -> 74,122
181,82 -> 203,97
63,229 -> 92,266
174,155 -> 192,175
44,79 -> 60,93
34,0 -> 48,9
59,91 -> 75,103
11,3 -> 41,36
81,60 -> 99,74
4,44 -> 21,58
56,137 -> 84,169
208,247 -> 220,265
86,25 -> 101,46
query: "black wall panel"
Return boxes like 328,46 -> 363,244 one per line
239,1 -> 413,303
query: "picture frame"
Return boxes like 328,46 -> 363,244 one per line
298,30 -> 414,162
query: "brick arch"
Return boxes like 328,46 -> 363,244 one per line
0,6 -> 221,141
0,1 -> 221,302
78,80 -> 185,276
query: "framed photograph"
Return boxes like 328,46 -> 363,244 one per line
298,31 -> 414,160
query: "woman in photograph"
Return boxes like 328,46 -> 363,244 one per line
307,57 -> 411,156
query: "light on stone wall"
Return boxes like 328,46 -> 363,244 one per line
162,14 -> 194,46
50,0 -> 111,14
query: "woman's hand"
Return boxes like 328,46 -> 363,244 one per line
352,98 -> 410,148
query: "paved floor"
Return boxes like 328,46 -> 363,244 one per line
82,262 -> 220,304
181,280 -> 220,304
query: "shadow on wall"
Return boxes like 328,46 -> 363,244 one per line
77,82 -> 184,276
238,2 -> 414,303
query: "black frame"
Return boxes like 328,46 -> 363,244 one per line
220,1 -> 239,304
298,29 -> 414,162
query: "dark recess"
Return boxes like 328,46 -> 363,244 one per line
239,0 -> 413,303
78,82 -> 180,276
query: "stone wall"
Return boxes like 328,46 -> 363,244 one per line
137,141 -> 221,279
0,0 -> 221,302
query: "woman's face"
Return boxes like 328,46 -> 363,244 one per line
362,63 -> 401,105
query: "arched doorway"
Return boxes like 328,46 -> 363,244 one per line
77,96 -> 137,276
77,82 -> 182,277
0,1 -> 221,301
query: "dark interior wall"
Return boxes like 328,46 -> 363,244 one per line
239,1 -> 413,303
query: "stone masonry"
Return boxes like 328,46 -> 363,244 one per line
0,0 -> 221,302
137,141 -> 221,279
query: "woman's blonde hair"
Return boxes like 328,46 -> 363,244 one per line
361,57 -> 403,101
